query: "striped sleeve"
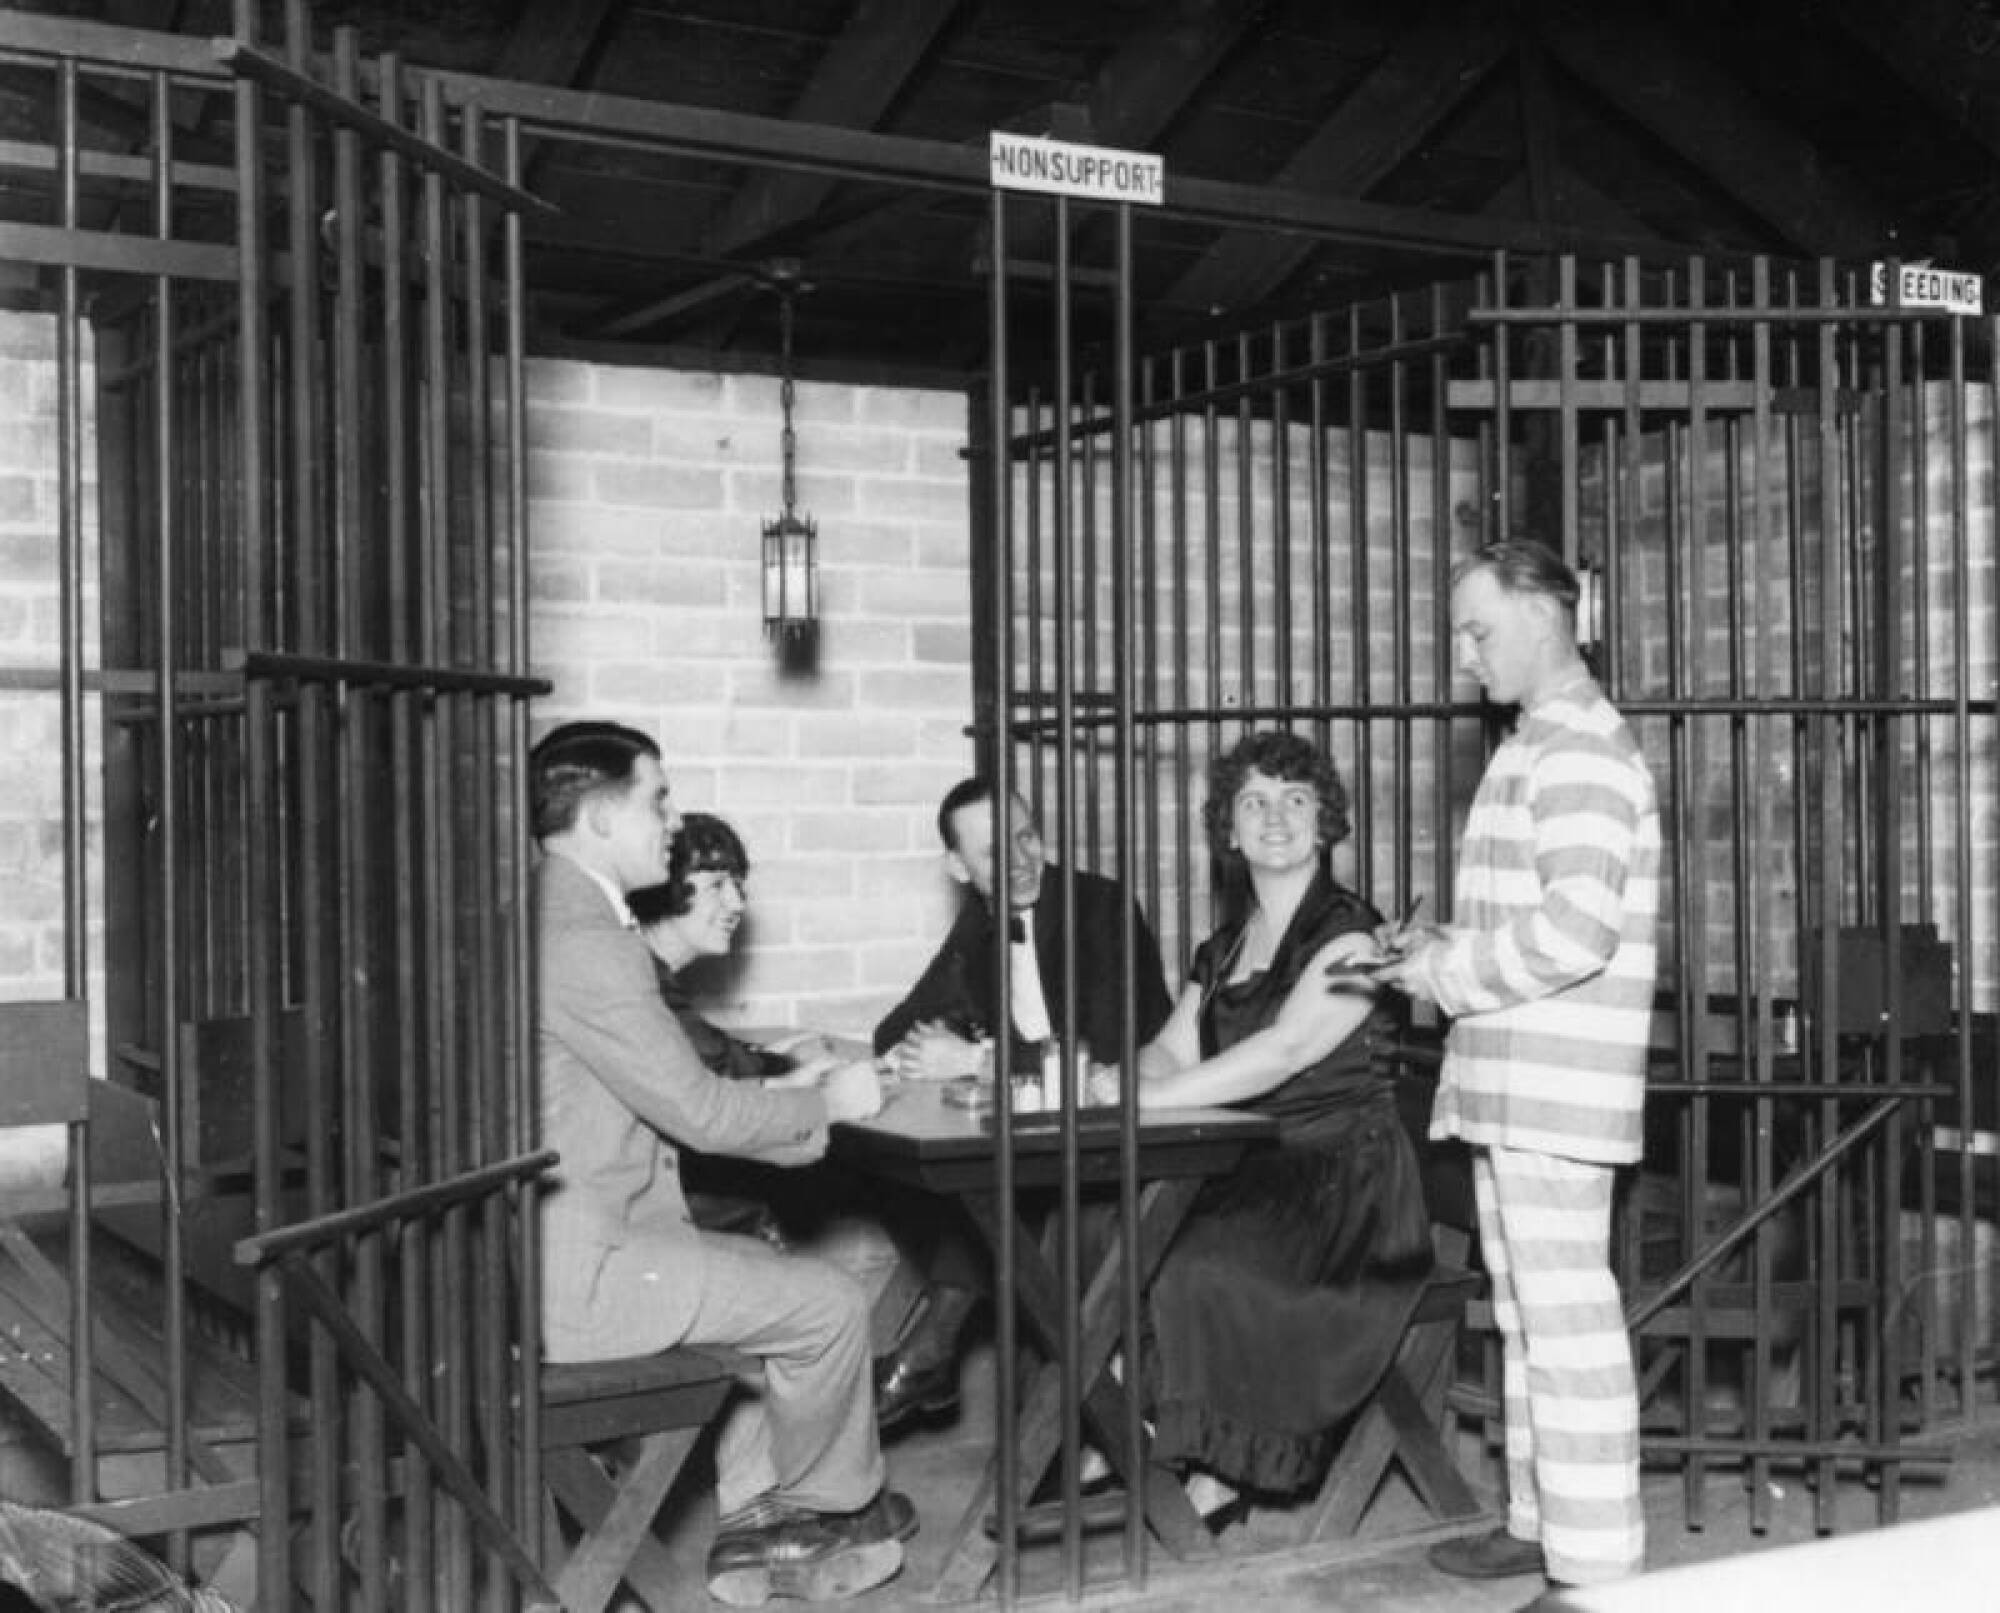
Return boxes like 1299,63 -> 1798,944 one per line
1421,722 -> 1651,1018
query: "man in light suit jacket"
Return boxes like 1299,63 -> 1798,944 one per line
531,721 -> 913,1607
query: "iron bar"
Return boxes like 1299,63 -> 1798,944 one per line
983,180 -> 1020,1610
216,39 -> 556,220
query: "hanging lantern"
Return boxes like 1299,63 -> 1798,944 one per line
761,265 -> 818,640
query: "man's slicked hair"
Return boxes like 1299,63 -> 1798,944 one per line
1451,538 -> 1580,614
936,776 -> 994,850
529,721 -> 659,841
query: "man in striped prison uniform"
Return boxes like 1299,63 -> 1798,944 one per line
1375,538 -> 1660,1593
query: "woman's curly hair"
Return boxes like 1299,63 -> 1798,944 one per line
1201,729 -> 1350,865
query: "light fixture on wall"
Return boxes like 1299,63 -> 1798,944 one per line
761,260 -> 818,642
1575,557 -> 1604,652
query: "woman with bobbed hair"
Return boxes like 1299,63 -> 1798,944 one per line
630,812 -> 845,1083
1090,729 -> 1434,1516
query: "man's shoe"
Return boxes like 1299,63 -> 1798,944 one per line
873,1351 -> 959,1431
1428,1527 -> 1547,1580
706,1490 -> 917,1606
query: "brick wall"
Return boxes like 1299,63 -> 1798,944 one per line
524,358 -> 976,1041
0,311 -> 97,1015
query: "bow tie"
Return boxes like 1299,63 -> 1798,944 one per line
1008,916 -> 1028,943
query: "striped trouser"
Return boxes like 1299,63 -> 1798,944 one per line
1474,1145 -> 1645,1584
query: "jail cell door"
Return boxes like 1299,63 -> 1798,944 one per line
96,14 -> 554,1609
1453,252 -> 1994,1531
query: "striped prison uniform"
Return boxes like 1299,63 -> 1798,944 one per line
1404,672 -> 1660,1584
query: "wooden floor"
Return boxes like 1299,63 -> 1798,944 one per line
585,1335 -> 2000,1613
0,1324 -> 1994,1610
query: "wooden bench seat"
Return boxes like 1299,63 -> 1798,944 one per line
1289,1259 -> 1490,1545
538,1344 -> 757,1613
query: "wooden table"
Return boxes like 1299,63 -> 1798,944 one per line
830,1080 -> 1276,1600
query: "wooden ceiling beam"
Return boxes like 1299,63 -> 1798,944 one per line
489,0 -> 618,87
1834,0 -> 2000,161
1162,11 -> 1512,320
700,0 -> 964,259
594,0 -> 963,340
1540,10 -> 1894,258
994,0 -> 1262,270
1484,168 -> 1654,242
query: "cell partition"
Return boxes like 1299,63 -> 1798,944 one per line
995,250 -> 1996,1542
2,3 -> 553,1607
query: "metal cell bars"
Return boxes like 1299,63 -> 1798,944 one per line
994,221 -> 1498,1588
0,8 -> 242,1544
984,184 -> 1153,1605
1467,253 -> 1994,1528
83,2 -> 551,1603
1010,286 -> 1486,982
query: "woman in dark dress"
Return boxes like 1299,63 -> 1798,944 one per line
1091,730 -> 1434,1508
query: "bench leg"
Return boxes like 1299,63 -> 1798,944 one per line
545,1430 -> 702,1613
1303,1313 -> 1481,1542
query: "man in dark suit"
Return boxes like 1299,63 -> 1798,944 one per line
874,777 -> 1174,1078
866,777 -> 1174,1427
531,721 -> 914,1606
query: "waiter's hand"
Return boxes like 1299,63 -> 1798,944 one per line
1365,927 -> 1445,999
890,1021 -> 986,1081
820,1058 -> 885,1122
1085,1062 -> 1122,1106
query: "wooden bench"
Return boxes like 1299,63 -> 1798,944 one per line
1288,1252 -> 1489,1544
538,1345 -> 756,1613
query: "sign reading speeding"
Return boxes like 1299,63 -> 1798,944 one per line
989,131 -> 1164,206
1870,261 -> 1984,316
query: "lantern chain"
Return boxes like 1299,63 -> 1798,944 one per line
778,286 -> 798,517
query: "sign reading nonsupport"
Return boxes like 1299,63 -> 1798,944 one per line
1870,261 -> 1984,316
989,131 -> 1164,206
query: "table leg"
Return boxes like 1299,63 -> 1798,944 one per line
923,1177 -> 1213,1600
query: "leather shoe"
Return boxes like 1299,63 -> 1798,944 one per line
706,1490 -> 915,1606
1428,1526 -> 1546,1579
873,1350 -> 959,1431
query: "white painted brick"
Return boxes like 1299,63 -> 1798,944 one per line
597,365 -> 725,412
854,567 -> 969,616
789,810 -> 911,855
726,666 -> 859,709
851,763 -> 964,808
857,668 -> 971,711
854,387 -> 965,430
855,476 -> 969,523
815,618 -> 910,664
727,466 -> 859,518
526,408 -> 652,456
595,558 -> 728,608
526,451 -> 596,502
793,713 -> 920,757
594,459 -> 727,509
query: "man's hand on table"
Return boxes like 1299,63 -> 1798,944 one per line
819,1058 -> 886,1122
886,1021 -> 987,1081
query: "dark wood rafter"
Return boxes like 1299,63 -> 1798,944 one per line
1160,11 -> 1514,320
1833,0 -> 2000,161
990,0 -> 1265,276
1485,168 -> 1651,238
1516,29 -> 1568,230
1831,0 -> 2000,262
486,0 -> 618,190
592,0 -> 966,340
1540,9 -> 1896,258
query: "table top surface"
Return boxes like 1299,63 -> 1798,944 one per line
829,1078 -> 1275,1189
